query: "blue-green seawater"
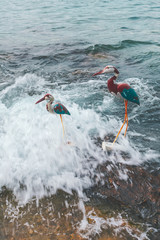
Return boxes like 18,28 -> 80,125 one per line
0,0 -> 160,237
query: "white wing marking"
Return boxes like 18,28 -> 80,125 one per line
110,91 -> 124,100
110,92 -> 117,97
117,92 -> 124,100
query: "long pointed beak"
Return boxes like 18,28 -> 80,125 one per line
35,97 -> 45,104
92,70 -> 104,76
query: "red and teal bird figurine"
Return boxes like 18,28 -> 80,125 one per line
93,65 -> 140,146
35,94 -> 70,139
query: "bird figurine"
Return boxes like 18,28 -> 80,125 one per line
93,65 -> 140,147
35,94 -> 70,140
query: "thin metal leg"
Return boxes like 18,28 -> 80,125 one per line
112,100 -> 128,147
60,114 -> 65,139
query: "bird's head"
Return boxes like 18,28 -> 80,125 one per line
35,94 -> 54,104
93,65 -> 119,77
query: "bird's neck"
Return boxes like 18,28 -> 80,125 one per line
46,101 -> 53,113
107,75 -> 118,93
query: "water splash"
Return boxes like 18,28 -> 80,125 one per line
0,74 -> 158,203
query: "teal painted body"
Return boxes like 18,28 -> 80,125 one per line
121,88 -> 140,105
53,103 -> 71,115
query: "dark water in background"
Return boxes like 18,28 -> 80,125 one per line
0,0 -> 160,238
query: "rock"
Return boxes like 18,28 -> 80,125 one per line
88,53 -> 116,60
72,70 -> 89,75
28,228 -> 33,235
86,161 -> 160,229
87,217 -> 95,224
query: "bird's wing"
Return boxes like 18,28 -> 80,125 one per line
120,87 -> 140,105
53,102 -> 71,115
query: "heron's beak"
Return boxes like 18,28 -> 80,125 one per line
92,69 -> 104,76
35,96 -> 45,104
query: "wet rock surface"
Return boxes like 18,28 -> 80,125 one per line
86,160 -> 160,232
0,188 -> 156,240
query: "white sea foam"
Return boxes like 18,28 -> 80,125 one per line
78,210 -> 155,240
0,74 -> 158,203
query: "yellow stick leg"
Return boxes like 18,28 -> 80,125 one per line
60,114 -> 65,140
124,113 -> 128,137
112,116 -> 126,147
112,100 -> 128,147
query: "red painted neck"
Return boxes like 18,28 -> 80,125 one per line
107,75 -> 118,93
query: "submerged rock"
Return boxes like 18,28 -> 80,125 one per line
88,53 -> 116,60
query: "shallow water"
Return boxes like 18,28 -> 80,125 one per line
0,0 -> 160,238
